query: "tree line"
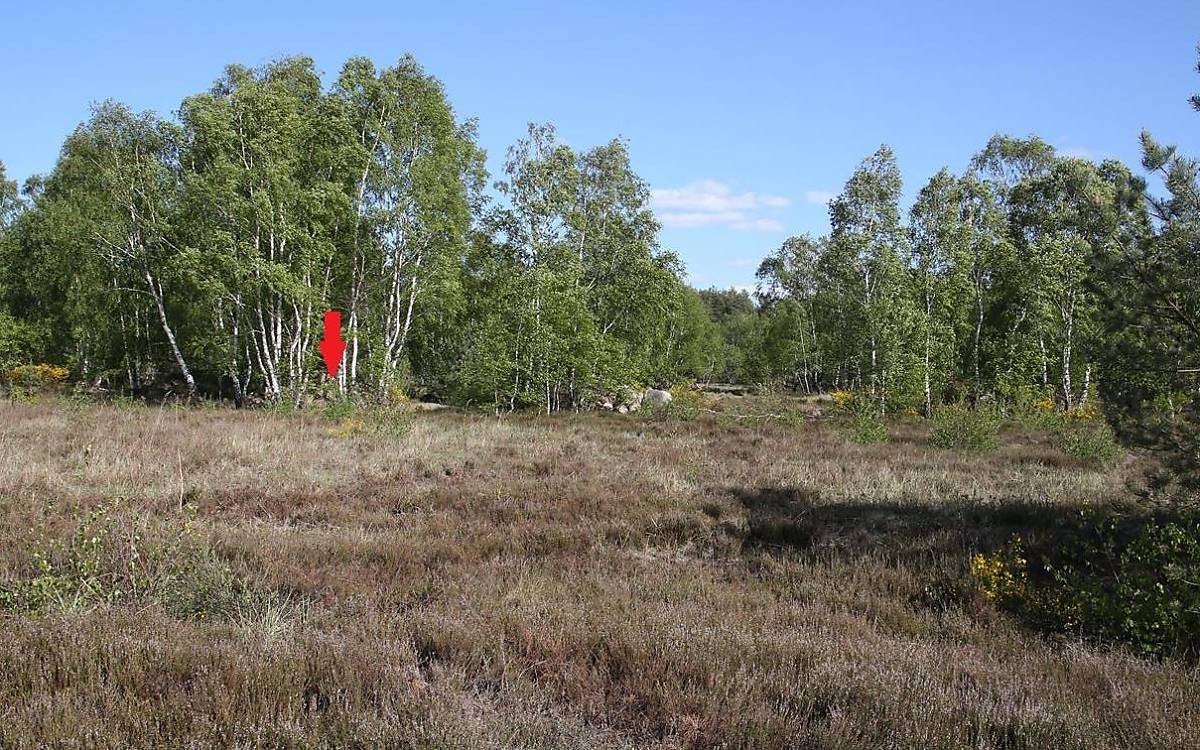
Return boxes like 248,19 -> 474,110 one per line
0,52 -> 1195,454
705,136 -> 1140,415
0,55 -> 725,411
693,89 -> 1196,485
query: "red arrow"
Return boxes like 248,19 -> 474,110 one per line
318,311 -> 346,378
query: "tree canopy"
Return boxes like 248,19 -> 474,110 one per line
0,48 -> 1196,481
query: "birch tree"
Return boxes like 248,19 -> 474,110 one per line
827,146 -> 913,408
182,58 -> 344,403
62,103 -> 196,394
907,169 -> 970,413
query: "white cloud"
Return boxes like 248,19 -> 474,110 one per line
730,217 -> 784,232
804,190 -> 836,206
1059,146 -> 1096,160
651,180 -> 788,232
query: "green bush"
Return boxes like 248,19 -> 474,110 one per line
1014,406 -> 1066,432
667,384 -> 706,420
643,384 -> 706,422
932,403 -> 1001,452
971,512 -> 1200,661
4,363 -> 70,399
848,402 -> 888,445
1060,423 -> 1122,465
0,313 -> 38,372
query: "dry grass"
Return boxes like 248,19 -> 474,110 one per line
0,398 -> 1195,749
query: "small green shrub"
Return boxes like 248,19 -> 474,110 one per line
970,538 -> 1028,605
667,384 -> 705,420
830,389 -> 856,412
848,404 -> 889,445
932,404 -> 1001,452
1060,423 -> 1122,465
322,398 -> 359,421
643,385 -> 705,422
1014,406 -> 1066,432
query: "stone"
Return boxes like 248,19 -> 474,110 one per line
616,387 -> 643,413
643,388 -> 673,407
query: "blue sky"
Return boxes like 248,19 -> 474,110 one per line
5,1 -> 1200,290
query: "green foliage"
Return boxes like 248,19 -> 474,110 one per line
1091,101 -> 1200,497
695,287 -> 767,384
1060,422 -> 1122,465
321,398 -> 359,421
931,403 -> 1002,452
3,363 -> 69,398
0,313 -> 38,371
737,134 -> 1140,430
637,385 -> 704,423
664,384 -> 705,421
0,499 -> 246,620
1010,390 -> 1066,431
848,401 -> 889,445
969,538 -> 1028,604
448,123 -> 690,412
973,512 -> 1200,661
653,286 -> 725,384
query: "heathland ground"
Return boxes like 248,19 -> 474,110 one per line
0,396 -> 1196,749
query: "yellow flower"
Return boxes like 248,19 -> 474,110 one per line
831,390 -> 855,410
970,543 -> 1027,602
6,363 -> 70,392
1065,402 -> 1101,423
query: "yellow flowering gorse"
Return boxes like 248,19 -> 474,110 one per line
970,540 -> 1028,603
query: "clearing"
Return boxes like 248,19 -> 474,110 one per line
0,399 -> 1196,748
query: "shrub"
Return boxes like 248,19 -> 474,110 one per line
0,313 -> 38,371
322,398 -> 359,421
1015,404 -> 1066,432
667,383 -> 706,420
0,499 -> 247,620
970,540 -> 1028,604
931,403 -> 1001,452
848,403 -> 888,445
643,384 -> 706,422
831,389 -> 855,412
970,512 -> 1200,661
4,363 -> 69,397
1061,422 -> 1122,465
1065,401 -> 1104,424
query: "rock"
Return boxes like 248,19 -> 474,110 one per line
643,388 -> 673,407
615,387 -> 643,413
